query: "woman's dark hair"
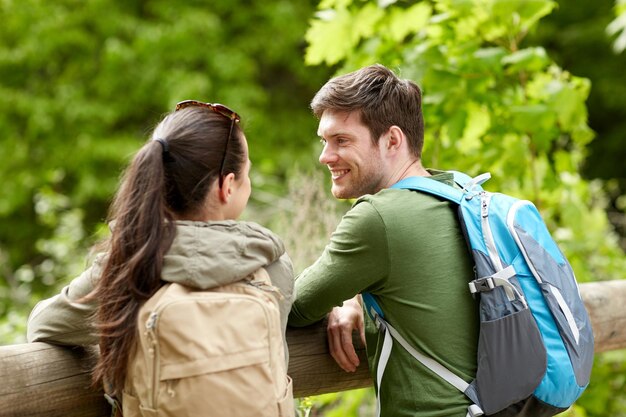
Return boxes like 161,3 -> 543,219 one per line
311,64 -> 425,159
90,106 -> 246,395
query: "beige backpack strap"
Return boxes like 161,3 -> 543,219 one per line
251,267 -> 270,283
248,268 -> 283,300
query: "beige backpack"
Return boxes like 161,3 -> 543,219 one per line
120,268 -> 294,417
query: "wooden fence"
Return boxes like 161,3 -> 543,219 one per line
1,280 -> 625,416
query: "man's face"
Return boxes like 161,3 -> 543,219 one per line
317,110 -> 386,199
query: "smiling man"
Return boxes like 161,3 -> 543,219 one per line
288,64 -> 480,417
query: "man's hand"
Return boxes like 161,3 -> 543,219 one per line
327,295 -> 366,372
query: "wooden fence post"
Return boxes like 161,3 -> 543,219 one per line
0,280 -> 625,416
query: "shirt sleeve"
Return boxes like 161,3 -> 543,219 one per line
26,254 -> 105,346
288,199 -> 388,327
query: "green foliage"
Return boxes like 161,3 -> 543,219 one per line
297,388 -> 375,417
576,350 -> 626,416
608,0 -> 626,53
0,188 -> 92,344
528,0 -> 626,249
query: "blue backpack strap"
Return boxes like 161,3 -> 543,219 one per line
455,172 -> 490,192
362,292 -> 384,320
391,172 -> 490,203
448,170 -> 474,188
391,176 -> 464,204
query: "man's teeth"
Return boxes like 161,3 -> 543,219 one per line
331,170 -> 349,179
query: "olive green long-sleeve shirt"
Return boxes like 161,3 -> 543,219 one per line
289,172 -> 479,417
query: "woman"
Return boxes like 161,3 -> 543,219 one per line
27,100 -> 294,416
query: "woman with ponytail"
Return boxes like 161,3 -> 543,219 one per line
27,101 -> 295,416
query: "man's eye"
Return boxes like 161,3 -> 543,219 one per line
319,138 -> 327,145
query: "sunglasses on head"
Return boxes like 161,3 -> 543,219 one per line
175,100 -> 241,188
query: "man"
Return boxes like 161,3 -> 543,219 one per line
288,64 -> 479,417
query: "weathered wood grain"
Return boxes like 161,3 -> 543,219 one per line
0,280 -> 624,416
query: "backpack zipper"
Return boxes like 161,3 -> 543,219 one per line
481,192 -> 522,303
145,311 -> 160,410
480,192 -> 503,271
247,280 -> 284,300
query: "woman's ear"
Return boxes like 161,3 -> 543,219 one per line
218,173 -> 237,203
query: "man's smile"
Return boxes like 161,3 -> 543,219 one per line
330,169 -> 350,180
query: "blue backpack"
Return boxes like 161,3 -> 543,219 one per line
363,172 -> 594,417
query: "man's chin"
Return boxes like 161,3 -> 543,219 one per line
330,185 -> 346,199
331,185 -> 357,200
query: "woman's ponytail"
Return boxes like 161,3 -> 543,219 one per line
91,140 -> 176,393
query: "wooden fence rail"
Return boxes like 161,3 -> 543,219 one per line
1,280 -> 625,417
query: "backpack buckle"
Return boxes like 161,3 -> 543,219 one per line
104,393 -> 122,417
469,277 -> 495,293
467,404 -> 484,417
371,309 -> 385,331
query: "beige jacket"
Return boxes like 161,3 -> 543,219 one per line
27,220 -> 294,355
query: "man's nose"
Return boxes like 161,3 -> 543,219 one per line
319,143 -> 337,165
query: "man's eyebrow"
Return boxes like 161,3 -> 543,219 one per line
319,131 -> 352,139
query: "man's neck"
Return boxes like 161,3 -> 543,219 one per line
387,159 -> 430,187
404,162 -> 431,178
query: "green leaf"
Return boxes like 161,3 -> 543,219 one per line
306,4 -> 384,66
443,109 -> 467,147
473,46 -> 507,63
501,47 -> 550,73
459,102 -> 491,153
492,0 -> 557,30
549,84 -> 585,130
387,2 -> 432,42
305,9 -> 354,65
319,0 -> 353,8
378,0 -> 399,8
353,3 -> 386,41
510,104 -> 556,134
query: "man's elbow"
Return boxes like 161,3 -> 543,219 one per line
288,304 -> 325,328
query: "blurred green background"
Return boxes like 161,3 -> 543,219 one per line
1,0 -> 625,416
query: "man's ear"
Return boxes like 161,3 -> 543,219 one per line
218,173 -> 237,203
386,125 -> 404,151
